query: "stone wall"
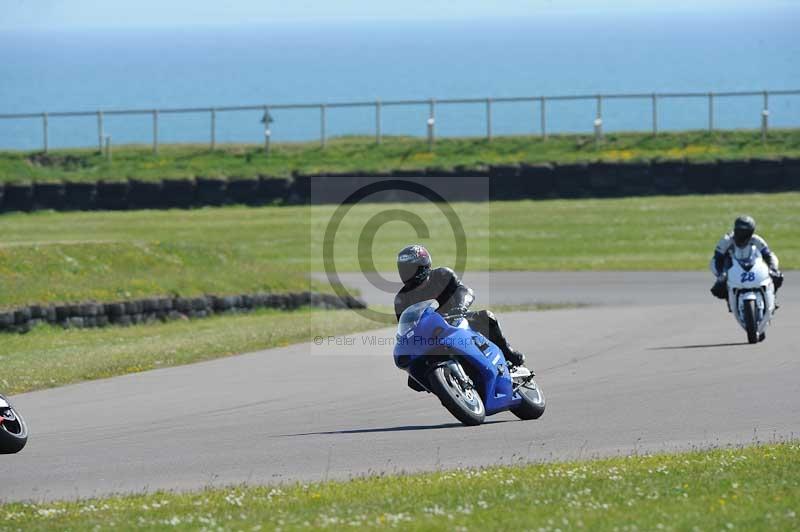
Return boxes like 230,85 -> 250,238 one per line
0,292 -> 366,333
1,158 -> 797,212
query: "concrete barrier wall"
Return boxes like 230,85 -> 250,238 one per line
0,291 -> 366,334
0,158 -> 797,213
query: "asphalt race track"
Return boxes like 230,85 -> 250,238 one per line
2,272 -> 798,502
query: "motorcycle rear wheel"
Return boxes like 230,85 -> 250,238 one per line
510,380 -> 546,420
743,299 -> 758,344
0,394 -> 28,454
428,365 -> 485,426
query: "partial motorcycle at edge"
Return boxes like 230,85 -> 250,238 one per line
0,394 -> 28,454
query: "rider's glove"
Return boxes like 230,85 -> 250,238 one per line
439,301 -> 471,326
710,275 -> 728,299
449,304 -> 470,318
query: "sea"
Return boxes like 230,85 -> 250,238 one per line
1,6 -> 799,150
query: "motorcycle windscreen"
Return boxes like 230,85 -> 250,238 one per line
734,246 -> 759,271
397,299 -> 439,337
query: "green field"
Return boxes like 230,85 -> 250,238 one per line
3,442 -> 797,531
1,193 -> 798,309
1,129 -> 799,183
0,206 -> 314,308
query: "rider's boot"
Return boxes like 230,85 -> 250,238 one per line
466,309 -> 530,369
771,271 -> 783,314
487,323 -> 526,367
758,332 -> 766,342
505,348 -> 526,368
493,332 -> 527,368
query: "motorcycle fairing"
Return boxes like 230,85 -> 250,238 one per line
727,246 -> 775,334
394,304 -> 522,416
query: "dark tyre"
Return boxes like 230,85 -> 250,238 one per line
743,299 -> 758,344
510,380 -> 546,420
428,364 -> 485,426
0,394 -> 28,454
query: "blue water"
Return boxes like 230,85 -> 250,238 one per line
2,7 -> 799,150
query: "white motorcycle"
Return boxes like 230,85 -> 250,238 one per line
725,247 -> 776,344
0,394 -> 28,454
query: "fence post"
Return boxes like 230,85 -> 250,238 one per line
708,92 -> 714,132
210,108 -> 216,150
375,100 -> 382,145
540,97 -> 547,140
651,93 -> 658,136
97,111 -> 104,152
105,135 -> 112,162
486,98 -> 493,141
594,95 -> 603,142
152,110 -> 159,155
42,112 -> 49,153
320,104 -> 327,148
761,90 -> 769,144
263,106 -> 271,156
427,99 -> 436,150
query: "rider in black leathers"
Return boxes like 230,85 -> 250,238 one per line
393,244 -> 527,368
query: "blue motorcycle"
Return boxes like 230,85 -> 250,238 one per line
393,300 -> 545,426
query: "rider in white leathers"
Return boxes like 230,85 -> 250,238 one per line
710,215 -> 783,299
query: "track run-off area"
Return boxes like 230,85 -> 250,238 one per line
1,272 -> 798,503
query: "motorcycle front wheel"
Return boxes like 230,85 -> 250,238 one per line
428,365 -> 485,426
0,394 -> 28,454
743,299 -> 759,344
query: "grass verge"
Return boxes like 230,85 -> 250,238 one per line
2,129 -> 799,183
1,194 -> 798,309
0,308 -> 382,395
2,442 -> 797,530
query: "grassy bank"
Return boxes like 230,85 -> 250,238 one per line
0,206 -> 315,308
0,307 -> 383,395
2,129 -> 799,183
3,442 -> 797,530
1,193 -> 798,309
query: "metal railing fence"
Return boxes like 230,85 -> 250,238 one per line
1,88 -> 799,154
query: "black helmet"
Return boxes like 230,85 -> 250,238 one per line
733,215 -> 756,247
397,244 -> 432,284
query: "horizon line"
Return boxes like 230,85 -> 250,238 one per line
2,5 -> 796,32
